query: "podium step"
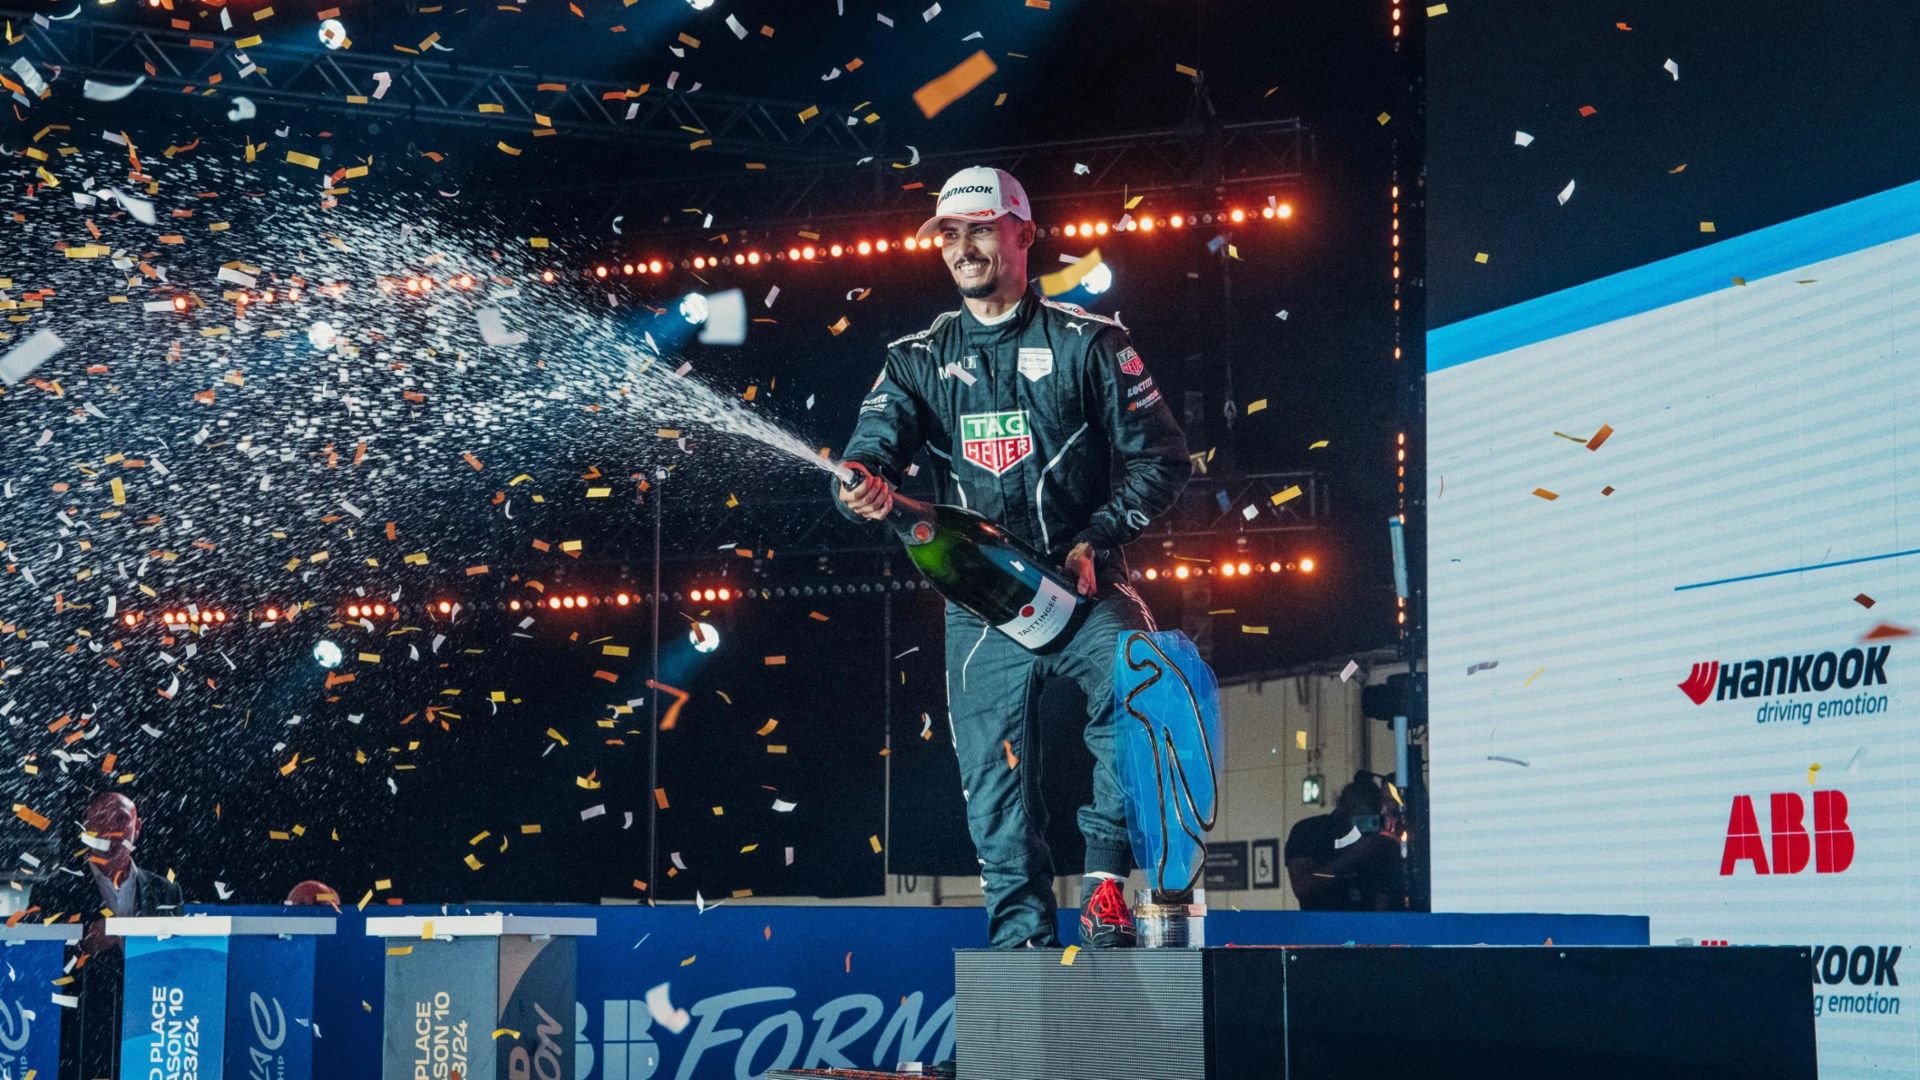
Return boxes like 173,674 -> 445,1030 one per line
954,945 -> 1817,1080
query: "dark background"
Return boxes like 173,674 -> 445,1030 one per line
2,0 -> 1412,904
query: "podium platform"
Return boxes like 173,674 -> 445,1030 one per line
0,923 -> 80,1078
109,914 -> 334,1080
953,946 -> 1817,1080
366,913 -> 595,1080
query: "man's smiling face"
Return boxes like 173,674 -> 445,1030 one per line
939,215 -> 1034,300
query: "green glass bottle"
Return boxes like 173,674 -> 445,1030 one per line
882,490 -> 1088,651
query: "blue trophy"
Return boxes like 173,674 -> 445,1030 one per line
1113,629 -> 1223,946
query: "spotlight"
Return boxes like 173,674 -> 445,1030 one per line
1238,562 -> 1252,576
732,254 -> 746,267
123,613 -> 138,627
788,247 -> 802,261
687,0 -> 714,8
595,266 -> 610,279
1175,565 -> 1191,580
615,592 -> 631,606
1169,214 -> 1185,229
692,256 -> 707,270
1299,557 -> 1316,573
576,594 -> 590,607
312,640 -> 344,669
1078,221 -> 1092,236
1261,206 -> 1275,219
875,240 -> 889,253
1081,263 -> 1113,296
346,604 -> 361,619
747,251 -> 761,265
1269,561 -> 1282,573
1230,208 -> 1246,224
829,244 -> 845,257
1220,563 -> 1235,578
680,293 -> 710,326
509,599 -> 523,612
932,235 -> 944,247
1064,224 -> 1078,238
690,620 -> 721,653
1095,221 -> 1109,235
171,295 -> 190,312
265,606 -> 281,621
318,17 -> 347,50
649,260 -> 664,274
548,597 -> 563,610
1145,568 -> 1158,581
716,587 -> 730,601
437,600 -> 455,615
622,263 -> 635,276
541,270 -> 556,283
372,603 -> 387,616
562,596 -> 576,609
1277,202 -> 1293,219
857,241 -> 873,256
1140,216 -> 1156,231
802,246 -> 817,260
454,273 -> 475,289
213,610 -> 227,623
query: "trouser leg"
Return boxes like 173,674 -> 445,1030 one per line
1044,586 -> 1156,879
943,607 -> 1056,948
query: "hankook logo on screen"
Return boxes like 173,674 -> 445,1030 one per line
1677,644 -> 1893,726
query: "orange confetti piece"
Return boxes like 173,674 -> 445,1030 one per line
912,50 -> 997,119
463,452 -> 484,471
1585,424 -> 1614,451
648,679 -> 690,730
1532,488 -> 1559,501
1004,740 -> 1019,769
12,805 -> 50,831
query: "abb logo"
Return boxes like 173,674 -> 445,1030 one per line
1720,791 -> 1854,876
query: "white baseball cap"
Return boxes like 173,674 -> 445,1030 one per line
915,166 -> 1032,240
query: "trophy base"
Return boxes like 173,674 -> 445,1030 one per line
1133,887 -> 1207,947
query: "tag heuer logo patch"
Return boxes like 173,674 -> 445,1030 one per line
1017,347 -> 1054,382
1117,346 -> 1144,377
959,410 -> 1033,475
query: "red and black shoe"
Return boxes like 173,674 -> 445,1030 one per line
1078,877 -> 1137,949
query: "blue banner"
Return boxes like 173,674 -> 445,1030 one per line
0,938 -> 65,1080
199,904 -> 1647,1080
122,934 -> 230,1080
225,935 -> 318,1080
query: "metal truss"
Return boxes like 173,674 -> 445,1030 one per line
3,8 -> 875,164
486,117 -> 1314,236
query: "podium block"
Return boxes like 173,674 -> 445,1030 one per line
366,914 -> 595,1080
0,924 -> 80,1079
109,914 -> 335,1080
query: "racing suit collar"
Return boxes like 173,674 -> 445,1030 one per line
959,288 -> 1037,342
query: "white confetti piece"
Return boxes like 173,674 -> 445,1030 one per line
0,329 -> 64,386
227,96 -> 257,122
923,3 -> 942,21
476,308 -> 528,347
726,13 -> 748,38
1664,58 -> 1680,80
764,285 -> 780,308
1340,659 -> 1360,682
877,12 -> 894,26
580,804 -> 606,821
82,77 -> 146,103
772,799 -> 798,812
943,362 -> 977,385
1557,179 -> 1575,205
1514,130 -> 1534,147
644,983 -> 690,1035
1241,504 -> 1259,520
372,72 -> 393,99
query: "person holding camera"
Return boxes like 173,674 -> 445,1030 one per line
1284,772 -> 1405,911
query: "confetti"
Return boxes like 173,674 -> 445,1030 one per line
1531,488 -> 1559,501
644,984 -> 691,1035
1664,58 -> 1680,80
1514,131 -> 1534,147
1039,248 -> 1102,297
1339,660 -> 1359,682
1061,945 -> 1081,965
912,51 -> 997,119
1466,660 -> 1499,676
1557,179 -> 1575,206
1855,594 -> 1876,608
0,329 -> 64,386
1585,424 -> 1614,451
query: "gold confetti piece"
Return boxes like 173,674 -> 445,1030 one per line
869,835 -> 883,854
828,316 -> 851,336
1523,667 -> 1545,688
603,644 -> 630,657
464,854 -> 484,871
529,237 -> 549,249
1809,763 -> 1822,786
1174,63 -> 1199,78
498,142 -> 523,156
492,1029 -> 520,1040
376,878 -> 393,890
1270,485 -> 1303,506
1585,423 -> 1614,451
797,104 -> 819,123
1246,398 -> 1268,415
1699,221 -> 1716,233
1295,730 -> 1307,750
1532,488 -> 1559,501
1732,276 -> 1747,286
1040,248 -> 1102,298
285,151 -> 321,169
586,487 -> 612,498
1061,945 -> 1080,964
1427,2 -> 1448,12
386,946 -> 414,956
1474,252 -> 1489,264
1309,439 -> 1329,449
1377,112 -> 1392,125
689,139 -> 713,150
109,478 -> 126,506
756,719 -> 779,736
1242,625 -> 1270,635
478,103 -> 505,114
725,493 -> 739,508
913,50 -> 997,119
681,955 -> 697,967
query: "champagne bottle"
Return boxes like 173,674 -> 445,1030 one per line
840,465 -> 1086,650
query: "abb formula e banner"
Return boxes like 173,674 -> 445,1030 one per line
1427,179 -> 1920,1076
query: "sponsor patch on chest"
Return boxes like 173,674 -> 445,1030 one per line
959,410 -> 1033,475
1017,347 -> 1054,382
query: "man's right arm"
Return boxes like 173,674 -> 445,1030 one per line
832,348 -> 928,521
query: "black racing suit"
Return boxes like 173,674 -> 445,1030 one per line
833,287 -> 1189,946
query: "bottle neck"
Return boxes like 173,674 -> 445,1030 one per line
884,491 -> 937,544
